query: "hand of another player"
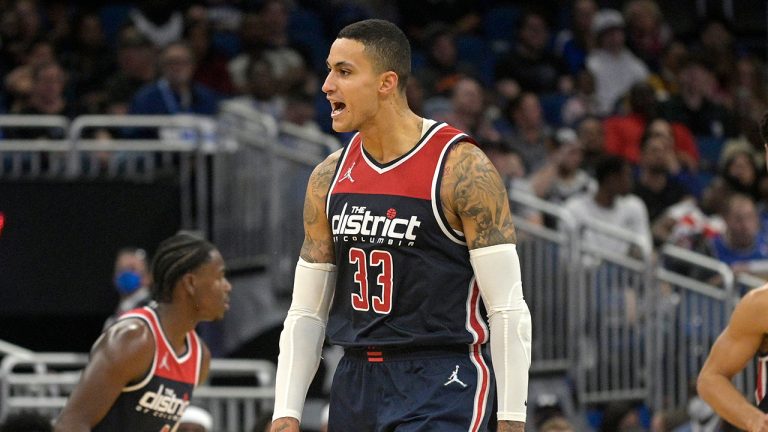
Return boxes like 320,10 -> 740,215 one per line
498,420 -> 524,432
270,417 -> 300,432
747,412 -> 768,432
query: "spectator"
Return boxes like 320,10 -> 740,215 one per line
603,82 -> 699,169
102,247 -> 152,331
432,76 -> 502,147
658,54 -> 738,139
622,0 -> 672,72
103,27 -> 157,114
415,23 -> 477,99
185,17 -> 235,96
586,9 -> 649,115
707,193 -> 768,277
497,91 -> 552,174
600,400 -> 647,432
3,37 -> 57,114
716,140 -> 764,202
494,11 -> 570,95
529,127 -> 597,207
564,155 -> 652,257
130,41 -> 219,116
648,40 -> 688,99
228,2 -> 311,95
0,412 -> 52,432
633,131 -> 692,231
560,69 -> 599,127
554,0 -> 598,75
221,55 -> 284,122
178,406 -> 213,432
61,11 -> 116,114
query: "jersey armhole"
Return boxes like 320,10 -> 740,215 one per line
121,315 -> 157,393
432,137 -> 470,246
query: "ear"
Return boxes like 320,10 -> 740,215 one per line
182,273 -> 196,297
378,71 -> 399,95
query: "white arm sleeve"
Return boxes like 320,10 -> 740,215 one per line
272,258 -> 336,422
469,244 -> 532,423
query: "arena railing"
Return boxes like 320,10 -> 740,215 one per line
0,353 -> 276,430
0,115 -> 69,178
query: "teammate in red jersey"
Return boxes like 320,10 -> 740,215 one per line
271,19 -> 531,432
54,233 -> 231,431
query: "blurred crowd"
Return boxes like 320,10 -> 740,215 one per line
2,0 -> 768,430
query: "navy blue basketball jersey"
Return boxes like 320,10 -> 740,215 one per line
94,307 -> 203,432
325,120 -> 489,349
758,353 -> 768,412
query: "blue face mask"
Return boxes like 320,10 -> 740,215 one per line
115,271 -> 142,295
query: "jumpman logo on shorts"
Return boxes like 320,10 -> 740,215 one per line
444,365 -> 468,388
338,162 -> 356,183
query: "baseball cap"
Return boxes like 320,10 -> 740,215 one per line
592,9 -> 624,35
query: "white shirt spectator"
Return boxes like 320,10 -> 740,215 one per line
587,48 -> 649,115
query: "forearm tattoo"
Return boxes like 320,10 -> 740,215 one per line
498,421 -> 525,432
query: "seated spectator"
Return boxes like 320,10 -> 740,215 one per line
178,406 -> 213,432
658,54 -> 738,139
415,23 -> 477,99
554,0 -> 597,75
103,247 -> 152,331
185,17 -> 235,96
432,76 -> 502,147
494,11 -> 570,95
103,27 -> 158,114
633,131 -> 693,226
561,69 -> 599,127
622,0 -> 672,72
600,400 -> 647,432
603,82 -> 699,169
707,193 -> 768,278
715,139 -> 765,202
221,55 -> 285,122
529,127 -> 597,207
586,9 -> 649,116
496,92 -> 552,174
4,38 -> 57,114
564,155 -> 652,257
130,41 -> 220,116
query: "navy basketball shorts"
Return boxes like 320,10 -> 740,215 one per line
327,345 -> 495,432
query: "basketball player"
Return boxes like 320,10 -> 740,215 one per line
697,112 -> 768,431
54,233 -> 231,431
271,19 -> 531,432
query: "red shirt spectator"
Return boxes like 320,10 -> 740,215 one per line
603,113 -> 699,166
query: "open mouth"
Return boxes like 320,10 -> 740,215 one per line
331,102 -> 346,117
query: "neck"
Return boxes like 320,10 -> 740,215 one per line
359,100 -> 422,164
154,302 -> 196,355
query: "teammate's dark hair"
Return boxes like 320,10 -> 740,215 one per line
151,232 -> 216,303
337,19 -> 411,92
760,110 -> 768,144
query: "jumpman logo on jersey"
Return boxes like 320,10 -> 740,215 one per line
159,353 -> 170,371
338,162 -> 356,183
444,365 -> 468,388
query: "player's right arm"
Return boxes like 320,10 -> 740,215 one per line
271,151 -> 341,432
698,286 -> 768,432
53,319 -> 154,431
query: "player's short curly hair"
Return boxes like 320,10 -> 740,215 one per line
150,232 -> 215,303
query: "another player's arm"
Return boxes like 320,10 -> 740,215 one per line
442,142 -> 529,432
698,287 -> 768,432
271,151 -> 341,432
53,319 -> 154,431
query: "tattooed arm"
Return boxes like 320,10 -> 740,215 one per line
300,150 -> 341,263
443,142 -> 527,432
441,142 -> 516,248
271,151 -> 342,432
